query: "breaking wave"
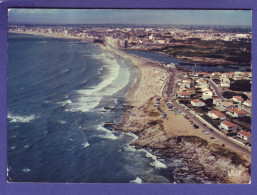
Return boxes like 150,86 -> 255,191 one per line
8,113 -> 37,123
96,125 -> 118,140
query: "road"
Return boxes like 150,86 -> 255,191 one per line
171,100 -> 251,157
165,71 -> 251,158
208,79 -> 224,100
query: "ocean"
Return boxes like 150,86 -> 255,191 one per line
7,33 -> 210,183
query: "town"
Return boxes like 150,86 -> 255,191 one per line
158,67 -> 252,149
9,24 -> 252,152
9,24 -> 252,66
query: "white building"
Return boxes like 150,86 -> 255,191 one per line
178,91 -> 191,99
220,121 -> 238,132
202,89 -> 213,100
208,110 -> 226,120
237,131 -> 251,142
243,100 -> 252,107
232,96 -> 244,104
227,108 -> 246,118
213,98 -> 222,106
191,99 -> 205,107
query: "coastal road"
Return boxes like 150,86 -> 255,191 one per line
171,100 -> 251,157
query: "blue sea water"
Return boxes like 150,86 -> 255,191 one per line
7,33 -> 210,183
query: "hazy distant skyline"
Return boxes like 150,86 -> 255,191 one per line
8,9 -> 252,26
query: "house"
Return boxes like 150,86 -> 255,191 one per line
227,108 -> 246,118
237,131 -> 251,142
232,96 -> 244,104
220,121 -> 238,132
232,75 -> 242,80
220,78 -> 230,87
220,82 -> 230,88
243,100 -> 251,107
234,71 -> 244,77
213,98 -> 222,106
208,110 -> 226,120
191,99 -> 205,107
196,79 -> 209,89
180,82 -> 191,89
220,102 -> 236,110
198,72 -> 209,77
202,89 -> 213,100
221,72 -> 234,78
178,91 -> 191,98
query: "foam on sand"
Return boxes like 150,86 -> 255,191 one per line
130,177 -> 142,184
96,125 -> 118,140
8,113 -> 37,123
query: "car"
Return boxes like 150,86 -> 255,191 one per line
222,144 -> 225,147
210,137 -> 215,140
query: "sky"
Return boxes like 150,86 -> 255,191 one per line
8,9 -> 252,26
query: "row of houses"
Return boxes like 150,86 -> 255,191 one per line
220,121 -> 251,142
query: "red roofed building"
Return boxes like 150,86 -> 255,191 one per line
232,96 -> 244,103
220,120 -> 238,132
191,99 -> 205,107
237,131 -> 251,142
243,100 -> 251,107
178,91 -> 191,98
227,108 -> 246,118
213,98 -> 222,106
208,110 -> 226,120
219,102 -> 236,110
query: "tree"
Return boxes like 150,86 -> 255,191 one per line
230,80 -> 251,92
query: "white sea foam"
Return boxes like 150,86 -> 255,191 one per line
130,177 -> 142,184
21,168 -> 31,173
139,149 -> 167,169
24,145 -> 30,148
10,146 -> 16,150
124,144 -> 137,152
150,161 -> 167,169
64,52 -> 130,113
8,113 -> 37,123
96,125 -> 118,140
124,132 -> 138,142
57,100 -> 72,106
58,120 -> 67,124
82,142 -> 90,148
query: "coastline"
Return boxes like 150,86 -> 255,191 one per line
9,31 -> 251,184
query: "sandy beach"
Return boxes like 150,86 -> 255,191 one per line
9,30 -> 251,183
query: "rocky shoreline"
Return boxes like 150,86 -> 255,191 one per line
114,104 -> 251,184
